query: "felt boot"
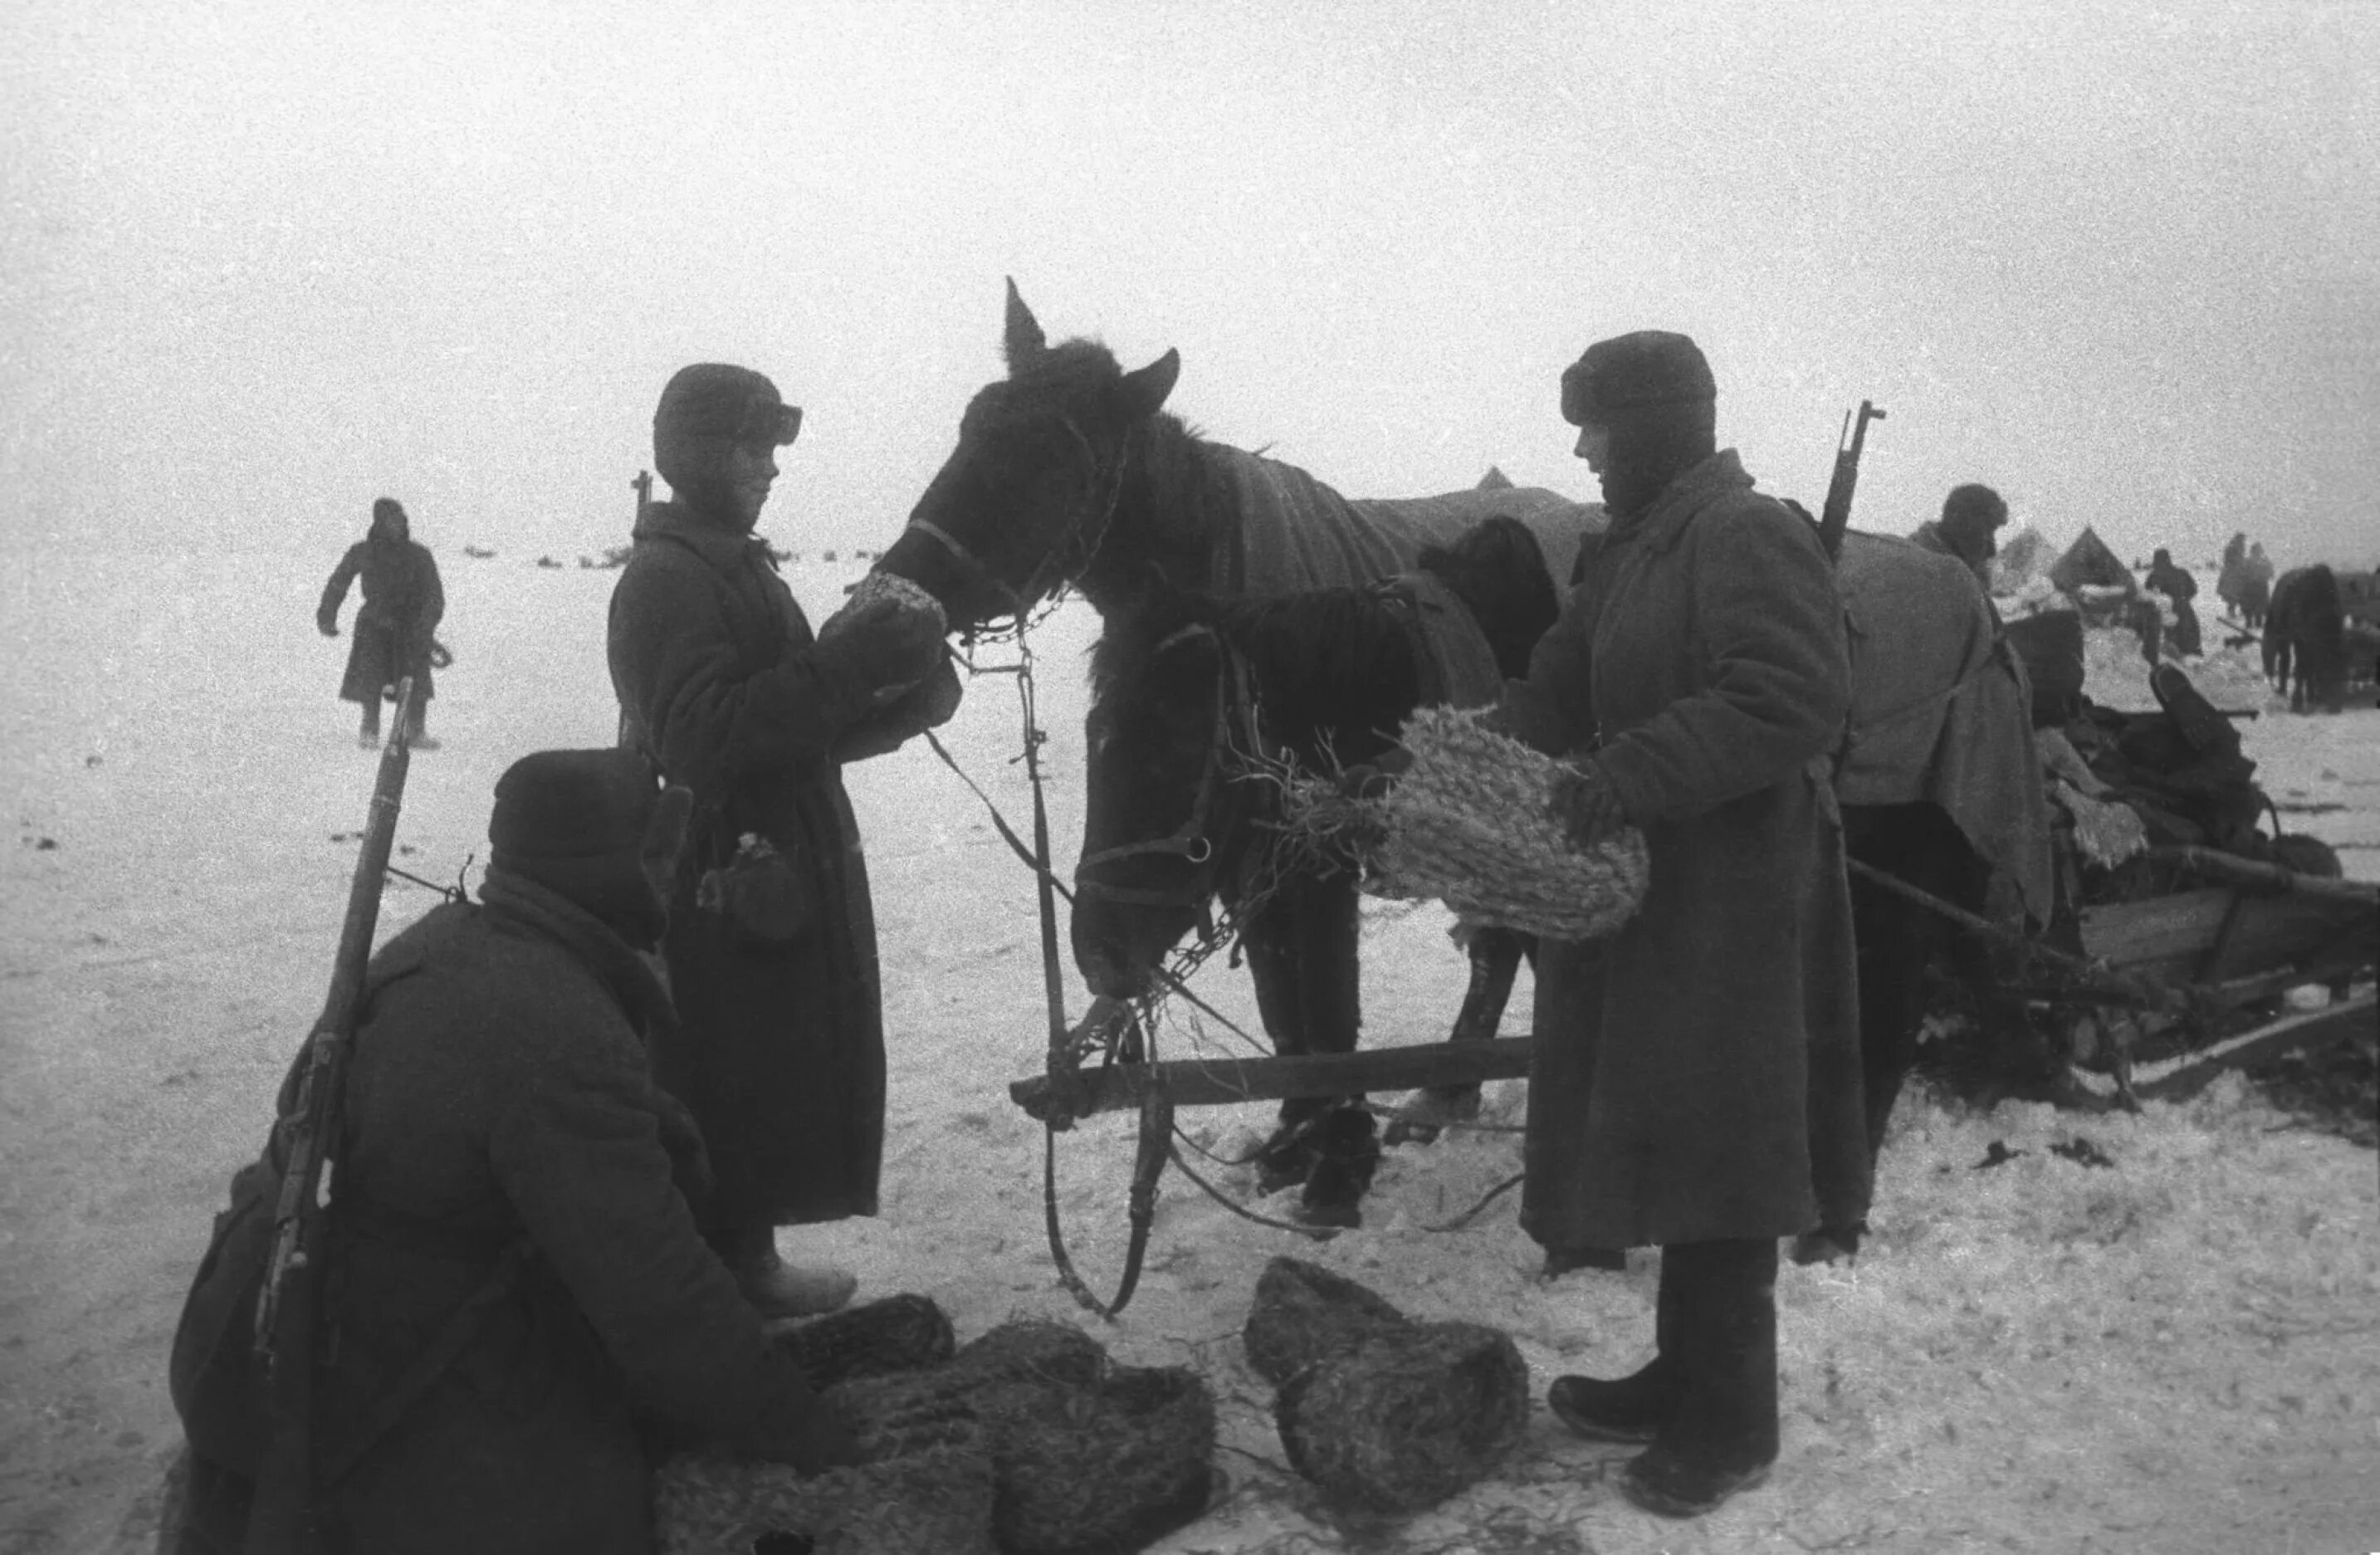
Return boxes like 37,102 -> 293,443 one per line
1546,1259 -> 1683,1443
403,706 -> 441,751
714,1222 -> 856,1319
1620,1238 -> 1780,1518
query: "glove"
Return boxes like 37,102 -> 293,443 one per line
317,614 -> 340,638
1337,745 -> 1414,800
745,1389 -> 866,1474
1550,761 -> 1628,850
813,597 -> 949,708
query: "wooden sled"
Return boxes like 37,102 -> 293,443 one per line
1011,843 -> 2376,1122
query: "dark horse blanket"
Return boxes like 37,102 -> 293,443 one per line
1209,446 -> 1596,607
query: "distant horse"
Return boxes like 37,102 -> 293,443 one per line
872,282 -> 1598,1225
2264,565 -> 2348,713
1076,517 -> 1560,1224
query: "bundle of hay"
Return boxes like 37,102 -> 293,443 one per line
654,1443 -> 998,1555
828,1320 -> 1105,1462
1281,707 -> 1649,941
1241,1257 -> 1410,1386
985,1363 -> 1216,1555
828,1319 -> 1215,1555
767,1292 -> 955,1391
1240,1257 -> 1531,1516
1275,1322 -> 1531,1517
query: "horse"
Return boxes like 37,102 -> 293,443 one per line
2264,565 -> 2348,712
1070,516 -> 2063,1247
1074,516 -> 1561,1224
871,282 -> 1598,1225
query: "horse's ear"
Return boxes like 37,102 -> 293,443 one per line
1003,277 -> 1047,372
1117,349 -> 1181,420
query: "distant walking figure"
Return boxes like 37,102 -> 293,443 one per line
319,497 -> 446,749
2143,547 -> 2201,658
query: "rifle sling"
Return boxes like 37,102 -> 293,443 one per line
316,1238 -> 536,1489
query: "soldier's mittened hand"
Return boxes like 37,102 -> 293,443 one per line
1551,763 -> 1627,850
318,618 -> 340,638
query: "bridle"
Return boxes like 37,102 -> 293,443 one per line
898,411 -> 1133,635
1073,623 -> 1267,918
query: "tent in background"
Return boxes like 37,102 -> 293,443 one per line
2049,526 -> 2136,594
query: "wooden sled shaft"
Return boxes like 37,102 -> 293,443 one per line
1011,1037 -> 1536,1122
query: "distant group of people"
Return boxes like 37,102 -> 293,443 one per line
2219,531 -> 2276,628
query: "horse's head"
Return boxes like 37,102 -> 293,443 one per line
876,280 -> 1182,633
1072,591 -> 1258,1000
1415,515 -> 1561,681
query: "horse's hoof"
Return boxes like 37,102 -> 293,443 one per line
1253,1123 -> 1322,1195
1293,1196 -> 1362,1231
1383,1086 -> 1480,1147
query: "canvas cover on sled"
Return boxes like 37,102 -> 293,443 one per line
1835,530 -> 2055,925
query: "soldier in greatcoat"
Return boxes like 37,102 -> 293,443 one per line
167,750 -> 861,1554
608,364 -> 957,1317
1492,331 -> 1868,1518
1909,482 -> 2007,594
319,497 -> 446,749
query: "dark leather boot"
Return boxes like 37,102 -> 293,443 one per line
1620,1238 -> 1779,1518
1546,1255 -> 1684,1442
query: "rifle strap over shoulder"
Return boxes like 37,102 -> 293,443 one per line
316,1238 -> 537,1489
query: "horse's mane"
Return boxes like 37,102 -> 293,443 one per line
1218,589 -> 1422,760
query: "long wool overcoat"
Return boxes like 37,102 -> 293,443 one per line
320,537 -> 444,705
608,501 -> 949,1229
1498,450 -> 1870,1249
314,873 -> 836,1553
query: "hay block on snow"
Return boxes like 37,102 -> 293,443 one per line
766,1291 -> 955,1391
1275,1322 -> 1532,1517
1242,1256 -> 1411,1386
1242,1257 -> 1531,1516
653,1442 -> 999,1555
824,1319 -> 1215,1555
985,1362 -> 1216,1555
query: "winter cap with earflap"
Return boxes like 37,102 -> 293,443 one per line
653,364 -> 800,487
1560,330 -> 1717,427
487,749 -> 666,930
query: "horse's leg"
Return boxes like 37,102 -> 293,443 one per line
1385,924 -> 1522,1147
1285,868 -> 1379,1228
1239,887 -> 1326,1192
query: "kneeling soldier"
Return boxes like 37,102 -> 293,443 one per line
168,749 -> 859,1554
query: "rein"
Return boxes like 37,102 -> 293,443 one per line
934,625 -> 1170,1320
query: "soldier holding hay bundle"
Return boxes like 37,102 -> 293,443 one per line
1488,331 -> 1868,1518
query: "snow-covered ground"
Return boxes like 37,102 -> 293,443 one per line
2,551 -> 2375,1554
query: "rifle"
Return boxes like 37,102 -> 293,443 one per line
1816,399 -> 1886,561
245,677 -> 419,1553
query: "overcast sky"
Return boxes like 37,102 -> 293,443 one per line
3,0 -> 2374,570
